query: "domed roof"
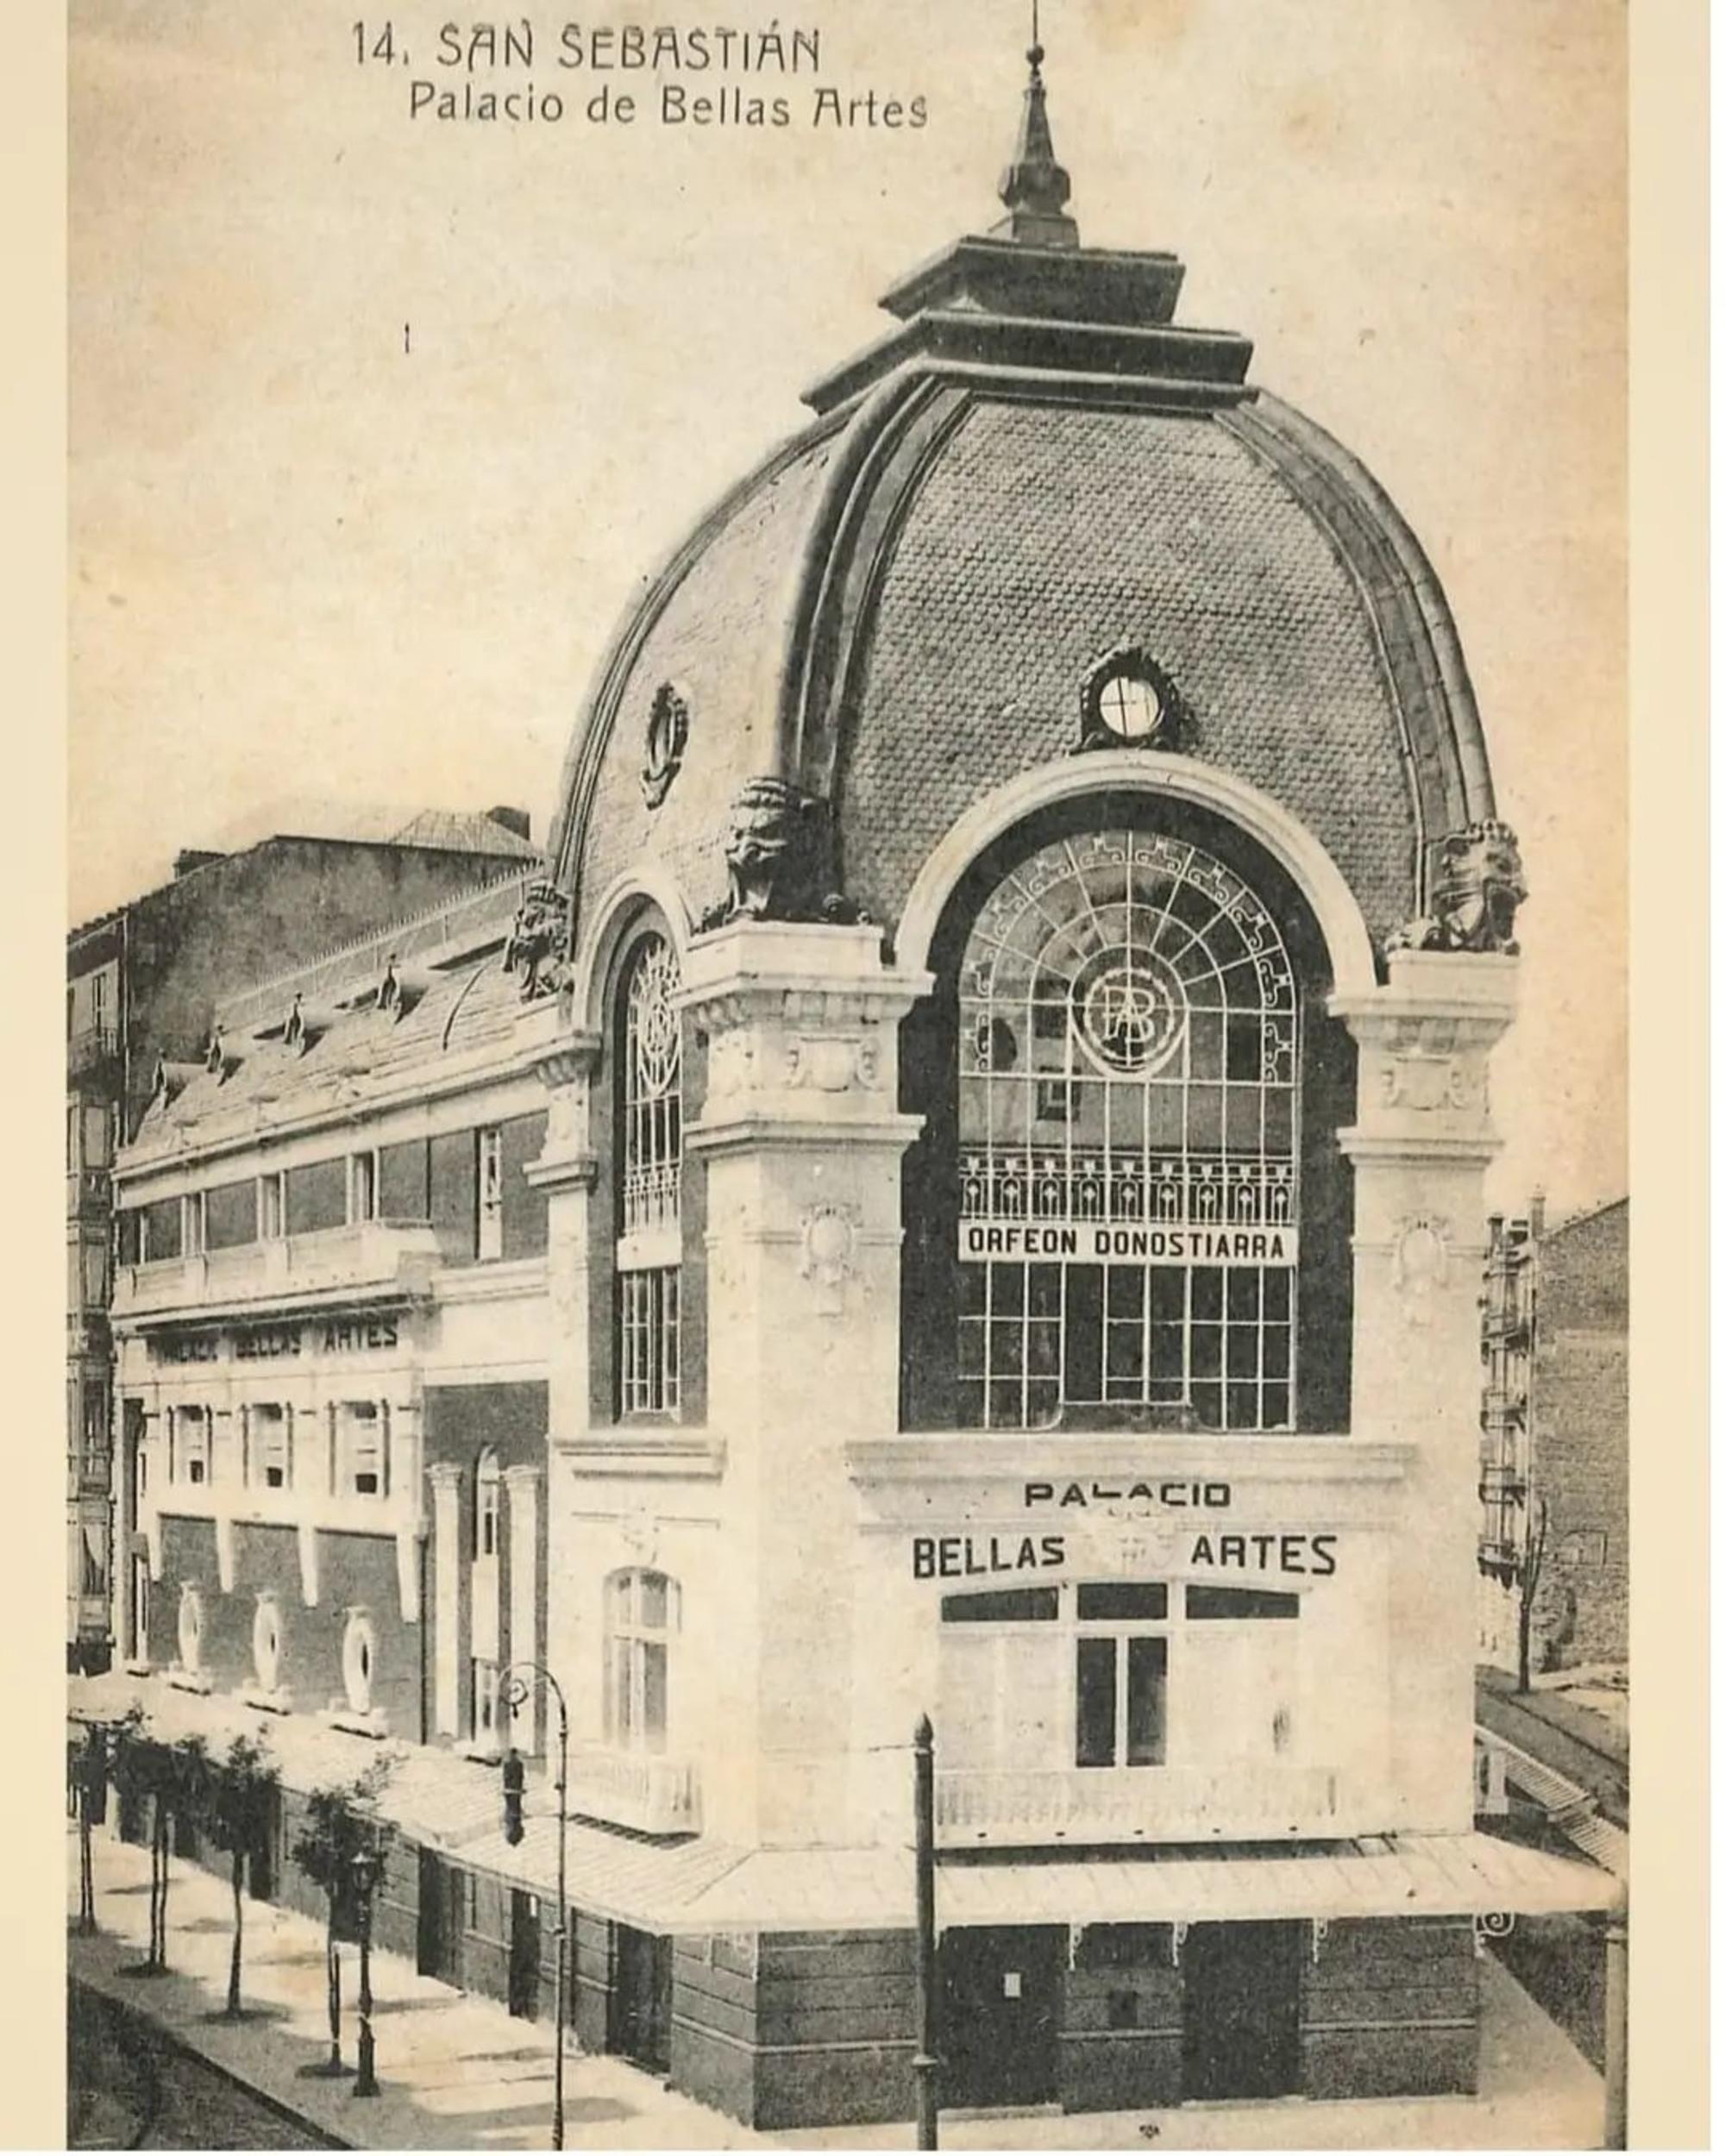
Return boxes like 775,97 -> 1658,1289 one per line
549,53 -> 1496,968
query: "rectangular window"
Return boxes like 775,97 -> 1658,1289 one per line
259,1173 -> 285,1241
619,1267 -> 680,1416
81,1239 -> 110,1309
378,1140 -> 429,1222
182,1192 -> 205,1257
141,1195 -> 183,1263
477,1127 -> 504,1261
66,1103 -> 78,1172
349,1150 -> 380,1225
339,1402 -> 385,1497
1075,1633 -> 1167,1768
84,1105 -> 113,1169
173,1407 -> 210,1485
116,1209 -> 141,1266
430,1127 -> 479,1263
204,1177 -> 259,1251
248,1405 -> 291,1490
285,1157 -> 348,1237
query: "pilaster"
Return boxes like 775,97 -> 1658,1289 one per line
429,1461 -> 463,1738
679,921 -> 932,1846
505,1463 -> 541,1753
1332,949 -> 1518,1831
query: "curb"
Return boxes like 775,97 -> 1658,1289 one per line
71,1964 -> 355,2151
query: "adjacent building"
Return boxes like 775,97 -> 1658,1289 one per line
74,49 -> 1625,2134
66,812 -> 540,1671
1477,1196 -> 1629,1680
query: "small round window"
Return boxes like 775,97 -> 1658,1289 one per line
1095,669 -> 1164,742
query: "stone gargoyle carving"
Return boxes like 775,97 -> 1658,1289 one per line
1390,820 -> 1527,956
503,881 -> 573,1001
697,777 -> 871,932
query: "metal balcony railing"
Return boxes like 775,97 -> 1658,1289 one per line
933,1761 -> 1342,1846
67,1024 -> 120,1075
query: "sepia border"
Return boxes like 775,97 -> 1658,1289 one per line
6,0 -> 1709,2147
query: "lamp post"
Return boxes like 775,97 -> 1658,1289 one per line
351,1841 -> 380,2098
912,1713 -> 939,2151
500,1660 -> 571,2153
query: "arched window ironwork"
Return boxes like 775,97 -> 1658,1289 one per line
617,932 -> 682,1417
953,829 -> 1300,1432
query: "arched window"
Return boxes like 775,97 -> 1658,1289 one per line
616,933 -> 682,1417
603,1568 -> 680,1754
947,827 -> 1302,1432
474,1448 -> 501,1560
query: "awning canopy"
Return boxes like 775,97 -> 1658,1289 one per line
71,1676 -> 1622,1938
663,1832 -> 1623,1937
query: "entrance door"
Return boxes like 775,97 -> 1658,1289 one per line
417,1848 -> 457,1982
610,1926 -> 673,2075
1181,1921 -> 1302,2102
939,1927 -> 1064,2109
509,1891 -> 542,2020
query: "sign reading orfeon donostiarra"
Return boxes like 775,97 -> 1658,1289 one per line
957,1221 -> 1298,1265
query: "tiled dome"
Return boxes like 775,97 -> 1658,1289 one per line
549,57 -> 1496,969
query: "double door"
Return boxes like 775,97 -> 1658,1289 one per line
1181,1920 -> 1302,2102
939,1926 -> 1064,2109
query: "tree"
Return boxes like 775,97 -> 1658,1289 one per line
1516,1495 -> 1551,1696
109,1709 -> 175,1971
201,1734 -> 279,2017
72,1719 -> 115,1934
291,1759 -> 396,2076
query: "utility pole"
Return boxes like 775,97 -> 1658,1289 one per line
502,1660 -> 571,2152
912,1714 -> 939,2151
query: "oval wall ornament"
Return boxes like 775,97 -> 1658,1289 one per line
641,681 -> 691,808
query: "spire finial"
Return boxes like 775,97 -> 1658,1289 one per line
995,3 -> 1079,248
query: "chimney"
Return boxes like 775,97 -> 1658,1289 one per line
486,806 -> 531,843
173,848 -> 225,879
1528,1188 -> 1547,1241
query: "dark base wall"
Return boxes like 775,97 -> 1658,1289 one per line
1302,1917 -> 1480,2100
670,1917 -> 1477,2129
673,1931 -> 917,2130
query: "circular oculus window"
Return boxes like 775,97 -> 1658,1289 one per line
1094,669 -> 1165,743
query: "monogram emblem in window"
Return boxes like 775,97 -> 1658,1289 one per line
640,681 -> 690,809
1073,948 -> 1189,1078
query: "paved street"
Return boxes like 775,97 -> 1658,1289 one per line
70,1983 -> 337,2151
69,1822 -> 1609,2150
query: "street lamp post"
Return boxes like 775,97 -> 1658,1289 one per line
352,1844 -> 379,2099
500,1660 -> 571,2153
912,1713 -> 939,2151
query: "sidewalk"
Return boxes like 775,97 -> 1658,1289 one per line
69,1825 -> 1607,2151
